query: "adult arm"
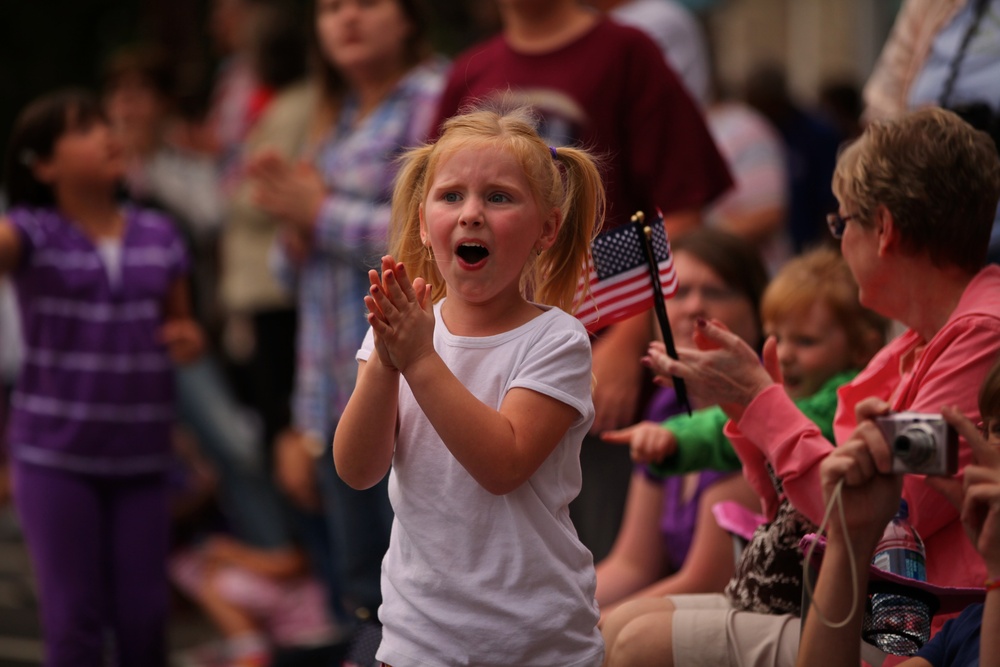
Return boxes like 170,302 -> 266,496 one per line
862,0 -> 939,122
796,407 -> 908,667
591,313 -> 649,433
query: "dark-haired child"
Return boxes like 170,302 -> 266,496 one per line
0,89 -> 202,666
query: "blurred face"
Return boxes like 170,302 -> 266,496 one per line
316,0 -> 413,78
667,251 -> 759,349
766,301 -> 854,400
210,0 -> 249,54
36,113 -> 124,190
104,76 -> 165,153
419,144 -> 558,310
981,416 -> 1000,448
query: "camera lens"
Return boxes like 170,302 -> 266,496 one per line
892,425 -> 936,466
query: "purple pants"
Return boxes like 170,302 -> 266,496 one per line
13,462 -> 170,667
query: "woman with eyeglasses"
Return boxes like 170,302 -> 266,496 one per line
606,106 -> 1000,667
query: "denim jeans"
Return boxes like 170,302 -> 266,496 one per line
175,356 -> 291,549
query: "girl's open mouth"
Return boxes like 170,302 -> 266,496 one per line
455,242 -> 489,266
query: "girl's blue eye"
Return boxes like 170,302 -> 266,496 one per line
443,192 -> 460,203
488,193 -> 509,203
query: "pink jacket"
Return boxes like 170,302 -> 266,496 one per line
725,265 -> 1000,588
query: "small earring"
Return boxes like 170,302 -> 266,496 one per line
424,244 -> 433,259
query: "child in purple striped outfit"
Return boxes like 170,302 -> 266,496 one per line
0,89 -> 203,667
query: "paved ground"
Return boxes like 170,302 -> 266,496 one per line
0,505 -> 218,667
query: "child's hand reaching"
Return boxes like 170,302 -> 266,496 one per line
942,406 -> 1000,578
601,421 -> 679,464
365,255 -> 434,374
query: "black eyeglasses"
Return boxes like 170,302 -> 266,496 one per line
826,212 -> 857,240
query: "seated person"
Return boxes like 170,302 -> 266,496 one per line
601,248 -> 885,644
594,229 -> 767,618
605,107 -> 1000,667
798,352 -> 1000,667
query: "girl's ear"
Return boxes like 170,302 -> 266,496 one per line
538,207 -> 561,251
418,202 -> 428,246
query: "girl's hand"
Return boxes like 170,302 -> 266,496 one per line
365,257 -> 434,374
601,421 -> 679,464
160,318 -> 205,365
942,406 -> 1000,576
248,150 -> 326,232
365,263 -> 397,372
644,318 -> 775,414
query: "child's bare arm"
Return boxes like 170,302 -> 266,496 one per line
0,218 -> 22,274
334,258 -> 406,489
333,356 -> 399,489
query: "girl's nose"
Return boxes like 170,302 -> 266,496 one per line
459,202 -> 484,227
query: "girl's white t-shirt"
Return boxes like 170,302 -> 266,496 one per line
358,301 -> 603,667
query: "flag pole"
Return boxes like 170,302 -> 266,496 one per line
633,211 -> 691,416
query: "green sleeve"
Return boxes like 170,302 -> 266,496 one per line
789,370 -> 858,443
648,406 -> 741,477
647,370 -> 859,479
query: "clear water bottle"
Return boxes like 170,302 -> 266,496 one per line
862,500 -> 932,655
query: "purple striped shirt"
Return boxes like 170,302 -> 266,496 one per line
7,205 -> 188,475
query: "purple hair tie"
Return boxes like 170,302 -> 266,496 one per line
550,146 -> 558,160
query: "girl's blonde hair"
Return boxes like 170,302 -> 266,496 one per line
388,102 -> 605,313
761,247 -> 887,367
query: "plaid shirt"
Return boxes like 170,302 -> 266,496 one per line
275,58 -> 446,439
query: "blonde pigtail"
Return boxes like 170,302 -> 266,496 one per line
388,143 -> 447,303
536,146 -> 605,313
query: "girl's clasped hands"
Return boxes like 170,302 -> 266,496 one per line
364,254 -> 434,374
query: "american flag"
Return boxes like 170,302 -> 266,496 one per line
574,211 -> 678,334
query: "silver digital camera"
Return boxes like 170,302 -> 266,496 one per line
875,412 -> 958,476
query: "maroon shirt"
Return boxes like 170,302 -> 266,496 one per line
433,17 -> 733,230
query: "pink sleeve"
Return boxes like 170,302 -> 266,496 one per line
731,384 -> 833,524
896,318 -> 1000,542
723,420 -> 780,519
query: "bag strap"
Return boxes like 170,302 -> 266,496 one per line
938,0 -> 992,107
